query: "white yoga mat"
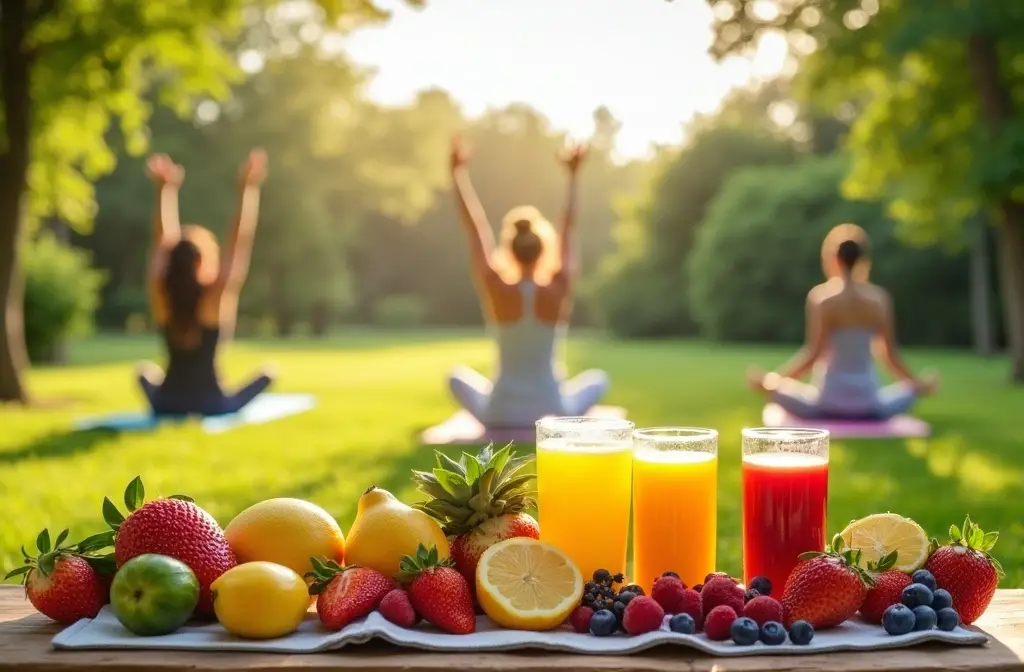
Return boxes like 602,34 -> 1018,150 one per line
52,607 -> 988,657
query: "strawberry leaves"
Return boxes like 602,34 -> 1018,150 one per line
4,527 -> 115,583
124,476 -> 145,512
798,533 -> 876,587
305,556 -> 349,595
102,497 -> 125,531
943,515 -> 1004,578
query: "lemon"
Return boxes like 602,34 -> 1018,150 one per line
211,562 -> 310,639
345,487 -> 449,579
476,538 -> 583,631
224,498 -> 345,578
839,513 -> 930,573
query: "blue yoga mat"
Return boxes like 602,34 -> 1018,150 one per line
73,393 -> 316,434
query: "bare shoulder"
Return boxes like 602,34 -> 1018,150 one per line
862,282 -> 892,307
807,282 -> 834,305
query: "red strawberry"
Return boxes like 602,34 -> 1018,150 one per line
413,444 -> 540,597
5,528 -> 110,624
622,596 -> 665,635
378,588 -> 419,628
103,477 -> 236,618
781,534 -> 871,630
701,576 -> 745,617
399,544 -> 476,634
924,516 -> 1002,625
743,595 -> 784,627
651,576 -> 689,614
860,569 -> 911,624
310,559 -> 394,631
703,605 -> 737,641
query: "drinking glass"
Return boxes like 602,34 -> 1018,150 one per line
741,427 -> 829,592
632,427 -> 718,594
535,416 -> 634,579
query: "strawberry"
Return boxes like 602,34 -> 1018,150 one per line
379,588 -> 419,628
781,534 -> 872,630
413,443 -> 539,598
4,528 -> 113,624
399,544 -> 476,635
309,558 -> 394,631
102,476 -> 236,617
860,551 -> 911,624
924,516 -> 1002,625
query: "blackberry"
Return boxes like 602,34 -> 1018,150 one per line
612,573 -> 625,585
584,581 -> 599,593
593,569 -> 612,583
621,584 -> 645,596
692,583 -> 703,593
749,576 -> 772,597
744,589 -> 761,603
661,571 -> 680,579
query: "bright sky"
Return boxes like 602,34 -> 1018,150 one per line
343,0 -> 790,159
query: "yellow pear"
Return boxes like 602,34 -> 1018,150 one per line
344,486 -> 449,579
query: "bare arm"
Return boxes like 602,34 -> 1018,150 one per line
450,138 -> 498,285
215,150 -> 266,295
552,142 -> 587,285
777,295 -> 827,380
145,155 -> 183,283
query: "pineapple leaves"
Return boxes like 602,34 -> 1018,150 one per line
102,497 -> 125,530
36,529 -> 51,555
434,452 -> 467,478
124,476 -> 145,512
432,468 -> 472,501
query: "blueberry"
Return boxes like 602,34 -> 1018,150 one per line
589,609 -> 618,637
669,613 -> 696,634
901,583 -> 934,608
730,617 -> 760,646
621,584 -> 645,596
616,590 -> 637,606
760,621 -> 786,645
788,620 -> 814,645
661,571 -> 680,579
612,600 -> 626,624
912,606 -> 937,631
936,608 -> 960,632
750,576 -> 772,597
692,583 -> 703,593
593,569 -> 612,583
883,604 -> 916,636
932,588 -> 953,611
744,589 -> 761,603
911,569 -> 937,592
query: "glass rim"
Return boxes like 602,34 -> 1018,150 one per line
535,415 -> 635,431
741,427 -> 829,441
633,426 -> 718,442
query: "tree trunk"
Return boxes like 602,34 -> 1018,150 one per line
310,302 -> 330,337
967,33 -> 1024,382
969,215 -> 994,356
0,0 -> 32,403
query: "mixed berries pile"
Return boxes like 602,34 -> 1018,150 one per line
569,569 -> 816,646
879,569 -> 961,636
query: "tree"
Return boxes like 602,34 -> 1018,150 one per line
0,0 -> 420,403
705,0 -> 1024,381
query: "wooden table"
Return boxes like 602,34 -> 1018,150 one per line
1,586 -> 1021,671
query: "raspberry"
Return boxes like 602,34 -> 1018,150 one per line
742,595 -> 784,627
701,576 -> 745,618
378,589 -> 418,628
675,588 -> 704,630
569,606 -> 593,634
651,576 -> 688,614
704,605 -> 738,641
622,596 -> 665,636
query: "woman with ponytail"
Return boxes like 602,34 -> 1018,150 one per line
138,150 -> 273,416
749,223 -> 938,419
445,136 -> 609,427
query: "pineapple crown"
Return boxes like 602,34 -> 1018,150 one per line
930,515 -> 1004,578
799,533 -> 876,587
411,443 -> 536,535
3,527 -> 116,583
396,544 -> 454,583
102,476 -> 195,532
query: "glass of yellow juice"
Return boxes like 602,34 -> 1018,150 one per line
535,416 -> 634,579
632,427 -> 718,594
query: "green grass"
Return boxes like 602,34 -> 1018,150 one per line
2,332 -> 1022,586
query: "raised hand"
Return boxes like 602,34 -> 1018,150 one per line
238,149 -> 268,186
450,136 -> 471,172
558,141 -> 588,174
917,370 -> 940,395
145,154 -> 184,187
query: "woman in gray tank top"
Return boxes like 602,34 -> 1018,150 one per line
749,224 -> 939,419
445,137 -> 609,428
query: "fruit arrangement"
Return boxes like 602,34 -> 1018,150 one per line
2,455 -> 1003,654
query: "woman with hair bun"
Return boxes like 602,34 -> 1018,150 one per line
749,223 -> 938,419
137,150 -> 274,416
445,136 -> 609,427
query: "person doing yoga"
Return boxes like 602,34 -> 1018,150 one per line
137,150 -> 274,416
446,137 -> 609,427
748,223 -> 939,420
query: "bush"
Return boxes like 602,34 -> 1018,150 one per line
688,155 -> 983,347
373,294 -> 428,328
23,235 -> 106,363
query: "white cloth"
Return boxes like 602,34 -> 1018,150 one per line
52,607 -> 987,657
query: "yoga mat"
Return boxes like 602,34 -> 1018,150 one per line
419,406 -> 628,446
762,403 -> 932,439
52,606 -> 987,656
73,394 -> 316,435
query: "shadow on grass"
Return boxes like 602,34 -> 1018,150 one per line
0,429 -> 113,466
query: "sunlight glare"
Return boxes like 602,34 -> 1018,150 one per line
749,0 -> 779,21
239,49 -> 266,74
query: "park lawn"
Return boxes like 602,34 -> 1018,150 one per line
2,331 -> 1022,587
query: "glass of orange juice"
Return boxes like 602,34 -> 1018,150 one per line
632,427 -> 718,594
535,416 -> 634,579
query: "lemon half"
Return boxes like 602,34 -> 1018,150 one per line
476,538 -> 583,631
839,513 -> 930,573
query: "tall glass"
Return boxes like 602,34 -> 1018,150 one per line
741,427 -> 829,592
632,427 -> 718,594
536,416 -> 634,579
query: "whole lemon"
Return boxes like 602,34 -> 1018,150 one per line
211,562 -> 310,639
224,498 -> 345,578
345,486 -> 449,579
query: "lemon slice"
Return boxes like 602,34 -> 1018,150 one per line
475,538 -> 583,631
839,513 -> 930,572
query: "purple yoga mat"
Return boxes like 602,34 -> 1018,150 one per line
761,403 -> 931,439
419,406 -> 628,446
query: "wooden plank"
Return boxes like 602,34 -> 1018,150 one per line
0,586 -> 1021,672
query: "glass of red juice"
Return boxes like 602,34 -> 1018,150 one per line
741,427 -> 829,593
